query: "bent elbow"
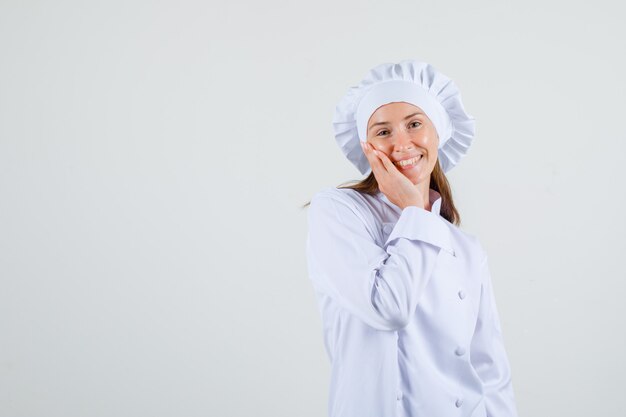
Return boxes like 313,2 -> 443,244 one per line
371,302 -> 412,331
386,313 -> 411,331
370,277 -> 414,331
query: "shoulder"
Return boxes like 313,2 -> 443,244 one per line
308,187 -> 378,226
310,187 -> 373,213
311,186 -> 367,204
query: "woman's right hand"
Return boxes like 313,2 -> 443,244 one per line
360,141 -> 427,210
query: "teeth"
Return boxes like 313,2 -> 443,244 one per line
396,155 -> 422,166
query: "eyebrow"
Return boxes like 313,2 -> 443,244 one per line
368,112 -> 424,131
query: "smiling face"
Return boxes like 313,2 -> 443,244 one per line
366,101 -> 439,186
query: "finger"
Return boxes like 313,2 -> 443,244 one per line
360,141 -> 376,163
366,142 -> 392,175
360,141 -> 378,169
362,142 -> 386,177
374,148 -> 400,175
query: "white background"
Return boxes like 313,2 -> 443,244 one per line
1,1 -> 625,416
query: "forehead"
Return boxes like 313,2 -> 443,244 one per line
368,102 -> 424,124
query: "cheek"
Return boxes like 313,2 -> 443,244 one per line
423,137 -> 438,162
370,140 -> 392,152
424,132 -> 439,151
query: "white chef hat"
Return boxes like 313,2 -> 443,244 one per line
332,59 -> 476,175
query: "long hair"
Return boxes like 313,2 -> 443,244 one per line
301,158 -> 461,226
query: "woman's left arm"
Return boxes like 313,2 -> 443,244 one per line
469,253 -> 519,417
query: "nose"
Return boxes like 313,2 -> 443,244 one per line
393,129 -> 415,152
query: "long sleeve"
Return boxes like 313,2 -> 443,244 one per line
469,253 -> 519,417
306,193 -> 454,332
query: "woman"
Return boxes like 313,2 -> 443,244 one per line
304,60 -> 519,417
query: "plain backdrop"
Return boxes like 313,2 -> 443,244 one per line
1,0 -> 625,416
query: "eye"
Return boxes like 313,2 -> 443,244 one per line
409,120 -> 422,128
376,129 -> 389,136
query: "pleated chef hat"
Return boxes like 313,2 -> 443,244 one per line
332,59 -> 476,175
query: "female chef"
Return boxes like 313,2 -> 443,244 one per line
305,59 -> 519,417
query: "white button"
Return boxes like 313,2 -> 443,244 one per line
458,290 -> 466,299
455,398 -> 463,407
396,390 -> 403,400
383,224 -> 392,233
455,346 -> 466,356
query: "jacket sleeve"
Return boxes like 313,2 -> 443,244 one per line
470,253 -> 519,417
305,192 -> 454,332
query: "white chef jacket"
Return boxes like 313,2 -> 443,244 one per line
305,186 -> 519,417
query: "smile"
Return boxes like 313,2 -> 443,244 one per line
394,155 -> 423,169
